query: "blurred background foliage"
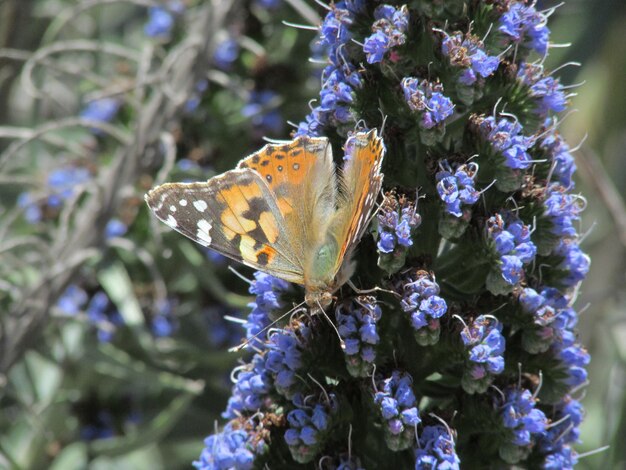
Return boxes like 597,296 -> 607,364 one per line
0,0 -> 624,468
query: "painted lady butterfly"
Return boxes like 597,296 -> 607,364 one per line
145,130 -> 385,310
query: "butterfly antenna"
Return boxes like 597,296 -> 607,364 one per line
230,300 -> 307,352
315,300 -> 346,350
228,265 -> 253,284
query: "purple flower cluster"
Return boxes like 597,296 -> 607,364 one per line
477,115 -> 533,171
81,98 -> 121,126
519,286 -> 589,388
150,298 -> 177,337
214,38 -> 239,70
377,194 -> 421,254
498,2 -> 550,56
86,291 -> 125,343
441,32 -> 500,86
223,354 -> 271,419
242,90 -> 283,135
284,393 -> 337,463
401,78 -> 455,129
436,160 -> 480,217
363,5 -> 409,64
400,270 -> 447,346
296,2 -> 362,136
486,213 -> 537,293
335,297 -> 382,377
144,1 -> 185,38
539,127 -> 577,189
543,184 -> 583,238
374,371 -> 421,451
414,425 -> 460,470
460,315 -> 505,394
19,164 -> 93,224
499,387 -> 548,463
517,62 -> 567,116
538,395 -> 583,469
56,284 -> 89,315
193,420 -> 265,470
243,272 -> 290,349
553,239 -> 590,288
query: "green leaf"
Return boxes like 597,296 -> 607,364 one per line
98,262 -> 144,326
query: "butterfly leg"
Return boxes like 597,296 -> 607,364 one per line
346,280 -> 402,299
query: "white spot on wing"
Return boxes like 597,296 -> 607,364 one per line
193,200 -> 208,212
166,214 -> 178,228
170,205 -> 177,212
179,199 -> 188,206
196,219 -> 212,246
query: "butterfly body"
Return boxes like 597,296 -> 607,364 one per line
146,130 -> 385,310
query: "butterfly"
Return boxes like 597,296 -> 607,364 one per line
145,129 -> 385,311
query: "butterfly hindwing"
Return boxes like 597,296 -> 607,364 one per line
330,129 -> 385,273
145,169 -> 305,284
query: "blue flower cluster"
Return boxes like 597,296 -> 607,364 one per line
297,2 -> 363,136
400,270 -> 447,346
414,425 -> 460,470
498,2 -> 550,56
519,286 -> 589,388
460,315 -> 505,394
144,1 -> 185,38
486,213 -> 537,293
214,38 -> 239,71
363,5 -> 409,64
335,297 -> 382,377
80,98 -> 121,130
517,63 -> 567,116
377,193 -> 421,254
242,90 -> 283,135
284,393 -> 337,463
539,127 -> 577,189
553,239 -> 590,288
193,420 -> 265,470
244,271 -> 290,349
543,185 -> 583,238
57,287 -> 122,342
401,78 -> 455,129
374,371 -> 421,451
86,291 -> 124,343
436,160 -> 480,217
151,298 -> 177,337
19,165 -> 92,223
223,324 -> 308,419
477,115 -> 533,171
538,395 -> 583,469
499,387 -> 548,463
441,32 -> 500,86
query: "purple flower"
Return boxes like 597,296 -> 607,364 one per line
363,5 -> 409,64
336,297 -> 382,377
401,78 -> 454,128
415,425 -> 460,470
460,315 -> 505,393
477,115 -> 532,170
499,3 -> 550,55
214,38 -> 239,70
374,371 -> 421,450
441,32 -> 500,85
193,421 -> 262,470
501,388 -> 547,447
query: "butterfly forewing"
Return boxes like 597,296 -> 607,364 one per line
145,169 -> 305,284
236,136 -> 337,263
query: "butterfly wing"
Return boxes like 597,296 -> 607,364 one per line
236,136 -> 337,264
329,129 -> 385,274
145,168 -> 306,284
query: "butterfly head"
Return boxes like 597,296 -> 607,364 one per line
305,289 -> 334,311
